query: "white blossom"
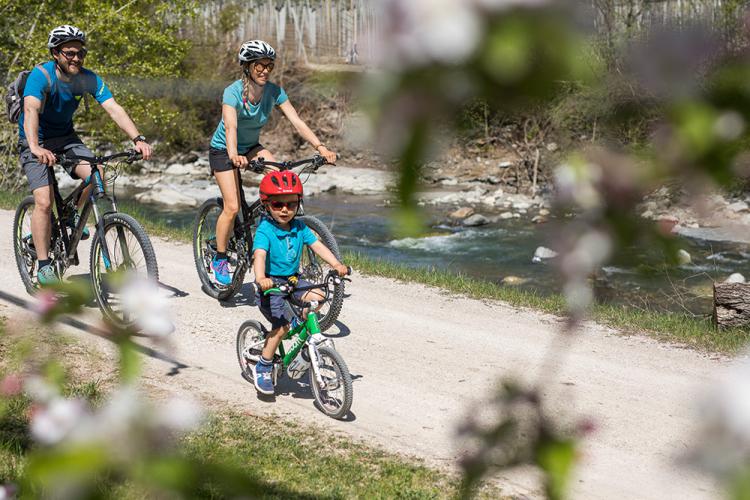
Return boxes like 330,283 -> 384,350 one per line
24,375 -> 59,404
153,395 -> 204,433
119,276 -> 174,338
31,397 -> 86,445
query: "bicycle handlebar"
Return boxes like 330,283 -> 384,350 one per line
251,267 -> 352,308
245,154 -> 329,174
55,149 -> 143,167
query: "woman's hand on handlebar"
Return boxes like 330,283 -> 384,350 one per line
257,277 -> 274,291
318,146 -> 337,165
230,154 -> 248,169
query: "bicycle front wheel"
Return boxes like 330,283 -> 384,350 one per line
192,198 -> 247,301
13,196 -> 40,294
298,215 -> 344,332
310,345 -> 353,420
89,212 -> 159,329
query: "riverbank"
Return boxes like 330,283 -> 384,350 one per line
0,187 -> 745,353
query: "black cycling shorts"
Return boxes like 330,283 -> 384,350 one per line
208,144 -> 264,174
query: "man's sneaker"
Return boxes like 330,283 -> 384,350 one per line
254,359 -> 275,395
37,264 -> 58,286
68,212 -> 89,240
211,257 -> 232,286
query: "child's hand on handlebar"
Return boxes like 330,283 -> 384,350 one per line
333,264 -> 349,276
257,277 -> 274,291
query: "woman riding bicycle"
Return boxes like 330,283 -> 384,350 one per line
208,40 -> 337,287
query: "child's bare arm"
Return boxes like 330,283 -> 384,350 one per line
309,241 -> 348,275
253,249 -> 274,290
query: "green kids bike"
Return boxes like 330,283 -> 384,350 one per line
236,269 -> 353,420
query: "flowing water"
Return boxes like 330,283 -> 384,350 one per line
125,190 -> 750,315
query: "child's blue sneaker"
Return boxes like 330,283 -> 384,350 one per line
211,256 -> 231,286
254,358 -> 274,395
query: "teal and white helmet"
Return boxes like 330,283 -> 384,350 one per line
239,40 -> 276,63
47,25 -> 86,49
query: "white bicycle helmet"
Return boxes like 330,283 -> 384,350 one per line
47,25 -> 86,49
238,40 -> 276,64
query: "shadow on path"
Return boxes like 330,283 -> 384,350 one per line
0,289 -> 190,376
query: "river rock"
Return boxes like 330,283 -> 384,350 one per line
728,201 -> 749,213
135,185 -> 202,207
302,166 -> 393,196
448,207 -> 474,220
532,215 -> 548,224
725,273 -> 746,283
463,214 -> 489,227
502,275 -> 528,285
676,249 -> 692,265
532,246 -> 558,263
164,163 -> 194,176
499,212 -> 513,219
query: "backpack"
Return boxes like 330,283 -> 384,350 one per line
5,64 -> 52,124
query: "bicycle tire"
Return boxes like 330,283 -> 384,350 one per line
13,196 -> 41,294
310,345 -> 353,420
298,215 -> 344,332
236,320 -> 266,382
192,198 -> 247,301
89,212 -> 159,329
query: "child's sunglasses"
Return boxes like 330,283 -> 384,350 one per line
269,200 -> 299,210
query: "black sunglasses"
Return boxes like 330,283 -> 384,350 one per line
269,200 -> 298,210
254,61 -> 274,72
58,48 -> 87,60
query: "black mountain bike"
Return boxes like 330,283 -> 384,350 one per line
13,150 -> 159,328
192,155 -> 344,331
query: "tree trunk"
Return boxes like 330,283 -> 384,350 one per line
713,282 -> 750,327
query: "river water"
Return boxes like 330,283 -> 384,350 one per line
125,190 -> 750,315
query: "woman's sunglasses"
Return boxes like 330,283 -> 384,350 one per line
58,48 -> 87,60
269,200 -> 298,210
254,61 -> 274,73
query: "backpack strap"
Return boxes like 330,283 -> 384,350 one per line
35,64 -> 52,112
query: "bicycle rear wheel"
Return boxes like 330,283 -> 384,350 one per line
89,212 -> 158,329
310,345 -> 353,420
193,198 -> 247,300
298,215 -> 344,332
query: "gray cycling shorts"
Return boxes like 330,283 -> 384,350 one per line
18,134 -> 93,192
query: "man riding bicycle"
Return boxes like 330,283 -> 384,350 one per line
18,24 -> 152,284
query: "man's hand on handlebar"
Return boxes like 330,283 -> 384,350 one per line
134,141 -> 152,161
31,146 -> 56,166
258,277 -> 274,291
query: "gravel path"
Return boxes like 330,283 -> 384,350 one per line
0,208 -> 726,499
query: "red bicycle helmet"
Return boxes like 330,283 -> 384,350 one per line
259,170 -> 303,200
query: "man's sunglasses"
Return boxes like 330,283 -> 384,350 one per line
269,200 -> 298,210
58,48 -> 87,60
254,61 -> 274,73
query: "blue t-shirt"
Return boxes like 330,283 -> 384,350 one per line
252,217 -> 318,277
19,61 -> 113,140
210,80 -> 288,151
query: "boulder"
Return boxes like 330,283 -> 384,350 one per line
463,214 -> 489,227
502,275 -> 528,285
164,164 -> 194,176
725,273 -> 746,284
727,201 -> 749,213
135,186 -> 200,207
676,249 -> 692,265
448,207 -> 474,220
499,212 -> 513,220
532,246 -> 558,263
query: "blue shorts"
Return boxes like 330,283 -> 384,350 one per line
258,277 -> 313,329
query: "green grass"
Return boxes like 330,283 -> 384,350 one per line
0,188 -> 744,353
0,323 -> 499,499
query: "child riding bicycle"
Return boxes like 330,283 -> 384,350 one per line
252,170 -> 348,395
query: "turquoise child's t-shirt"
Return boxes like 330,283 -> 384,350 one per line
252,217 -> 318,277
19,61 -> 113,140
210,80 -> 288,151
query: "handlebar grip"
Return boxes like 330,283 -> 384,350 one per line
250,282 -> 261,295
346,266 -> 352,276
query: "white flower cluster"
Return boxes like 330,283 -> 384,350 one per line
26,376 -> 203,450
119,275 -> 175,338
374,0 -> 547,69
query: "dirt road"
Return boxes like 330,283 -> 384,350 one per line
0,208 -> 726,499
